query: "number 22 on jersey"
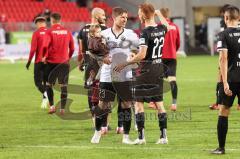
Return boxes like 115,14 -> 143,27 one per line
152,37 -> 165,59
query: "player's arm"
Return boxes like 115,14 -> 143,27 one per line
219,50 -> 232,96
26,32 -> 37,70
69,33 -> 75,59
176,26 -> 180,51
114,46 -> 147,72
217,31 -> 232,96
155,10 -> 175,31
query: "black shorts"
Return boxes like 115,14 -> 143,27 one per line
99,81 -> 133,102
162,59 -> 177,77
46,63 -> 69,85
134,63 -> 164,103
219,82 -> 240,107
34,62 -> 47,85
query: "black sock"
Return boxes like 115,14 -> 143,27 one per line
102,112 -> 108,127
136,112 -> 145,139
94,106 -> 105,131
216,82 -> 221,104
46,85 -> 54,106
117,102 -> 123,127
123,108 -> 132,135
158,113 -> 167,138
34,79 -> 45,94
60,86 -> 67,109
217,116 -> 228,149
170,81 -> 178,104
95,116 -> 102,131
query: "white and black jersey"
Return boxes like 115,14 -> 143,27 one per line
139,24 -> 167,62
217,27 -> 240,82
100,28 -> 139,82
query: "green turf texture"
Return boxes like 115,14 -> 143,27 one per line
0,56 -> 240,159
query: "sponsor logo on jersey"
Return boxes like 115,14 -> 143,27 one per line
52,30 -> 68,35
120,36 -> 126,41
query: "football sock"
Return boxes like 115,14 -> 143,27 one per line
136,112 -> 145,139
123,108 -> 132,135
60,86 -> 67,109
102,112 -> 108,127
117,102 -> 123,127
158,113 -> 167,138
170,81 -> 178,104
217,116 -> 228,149
46,85 -> 54,106
94,106 -> 104,131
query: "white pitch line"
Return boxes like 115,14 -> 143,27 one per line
3,145 -> 239,152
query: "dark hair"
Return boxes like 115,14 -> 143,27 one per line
139,3 -> 155,19
50,12 -> 61,22
220,4 -> 231,14
112,7 -> 128,17
225,6 -> 240,21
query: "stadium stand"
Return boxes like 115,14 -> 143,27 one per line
0,0 -> 112,23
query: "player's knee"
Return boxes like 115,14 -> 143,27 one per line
219,105 -> 230,116
168,76 -> 176,82
121,101 -> 132,109
99,101 -> 111,110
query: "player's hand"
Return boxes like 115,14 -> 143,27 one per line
103,56 -> 111,65
26,61 -> 31,70
42,57 -> 47,64
127,53 -> 135,63
114,63 -> 127,73
154,10 -> 161,16
223,82 -> 232,96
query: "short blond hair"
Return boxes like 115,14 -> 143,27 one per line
89,24 -> 101,38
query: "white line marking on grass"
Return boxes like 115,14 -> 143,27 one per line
4,145 -> 239,152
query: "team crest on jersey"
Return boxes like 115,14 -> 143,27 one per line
229,33 -> 233,37
120,36 -> 126,41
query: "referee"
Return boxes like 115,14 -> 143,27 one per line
212,6 -> 240,154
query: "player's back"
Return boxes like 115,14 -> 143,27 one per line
140,24 -> 167,62
47,24 -> 74,63
218,27 -> 240,82
161,20 -> 180,59
31,27 -> 48,63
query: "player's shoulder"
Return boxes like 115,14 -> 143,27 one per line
101,28 -> 111,34
123,28 -> 136,35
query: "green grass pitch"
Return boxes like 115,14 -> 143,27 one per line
0,56 -> 240,159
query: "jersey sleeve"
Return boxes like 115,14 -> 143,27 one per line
77,28 -> 83,40
139,30 -> 148,47
217,32 -> 228,52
